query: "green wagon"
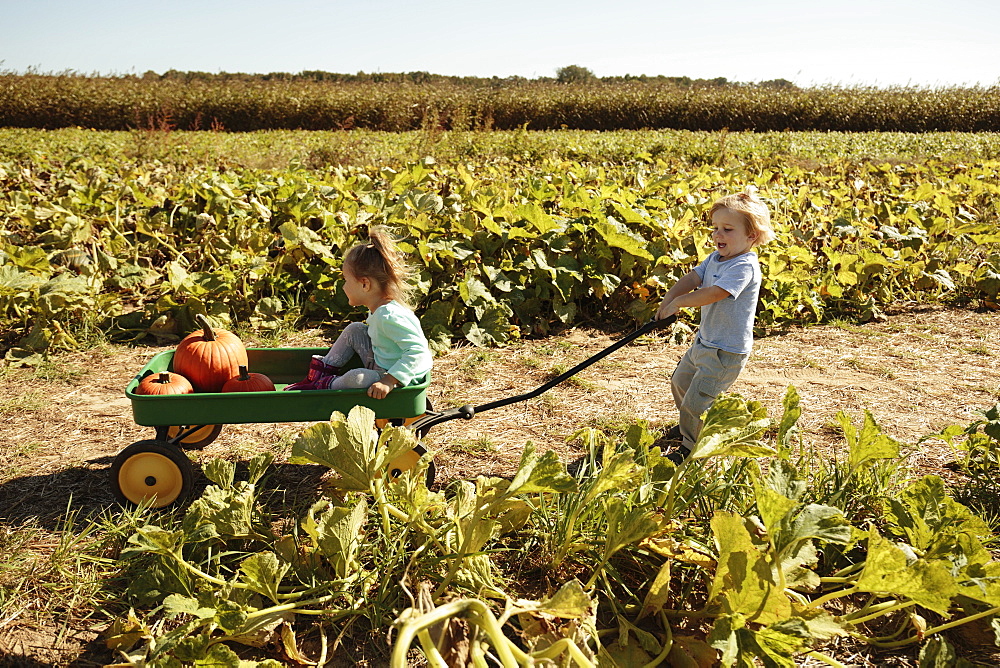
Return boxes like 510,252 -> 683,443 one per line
117,347 -> 432,507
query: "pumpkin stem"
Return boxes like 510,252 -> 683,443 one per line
238,365 -> 250,381
195,313 -> 217,341
157,372 -> 171,383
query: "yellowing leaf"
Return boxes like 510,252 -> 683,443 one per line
710,511 -> 792,624
856,529 -> 958,615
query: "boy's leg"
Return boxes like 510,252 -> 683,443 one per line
674,342 -> 747,451
322,322 -> 377,369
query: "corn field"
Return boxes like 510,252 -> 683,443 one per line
2,73 -> 999,132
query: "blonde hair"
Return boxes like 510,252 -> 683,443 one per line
343,226 -> 413,304
709,187 -> 776,246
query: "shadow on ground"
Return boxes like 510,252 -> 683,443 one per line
0,453 -> 330,528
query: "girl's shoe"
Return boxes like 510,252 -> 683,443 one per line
284,375 -> 338,391
284,356 -> 339,391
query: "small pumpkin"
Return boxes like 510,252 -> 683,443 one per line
135,371 -> 194,396
173,313 -> 248,393
222,365 -> 276,393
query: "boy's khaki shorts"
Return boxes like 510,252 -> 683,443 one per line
670,339 -> 748,450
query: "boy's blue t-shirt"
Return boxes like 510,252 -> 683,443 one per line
366,301 -> 433,386
693,251 -> 761,355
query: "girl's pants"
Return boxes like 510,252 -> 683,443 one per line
671,339 -> 748,450
321,322 -> 387,390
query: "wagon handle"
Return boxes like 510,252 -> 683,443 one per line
410,315 -> 677,433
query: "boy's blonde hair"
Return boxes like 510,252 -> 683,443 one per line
709,187 -> 776,246
343,226 -> 414,305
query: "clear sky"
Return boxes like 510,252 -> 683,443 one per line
1,0 -> 997,87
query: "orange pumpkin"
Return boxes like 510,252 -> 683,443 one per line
136,371 -> 194,396
173,313 -> 248,393
222,365 -> 276,393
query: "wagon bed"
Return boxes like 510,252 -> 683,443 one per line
126,347 -> 431,426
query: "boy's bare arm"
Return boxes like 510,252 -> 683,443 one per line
656,270 -> 702,319
667,285 -> 731,311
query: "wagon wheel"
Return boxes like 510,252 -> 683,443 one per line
111,440 -> 194,508
380,399 -> 436,487
375,398 -> 433,437
156,424 -> 223,449
387,442 -> 436,487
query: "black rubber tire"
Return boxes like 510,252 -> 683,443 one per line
111,440 -> 194,508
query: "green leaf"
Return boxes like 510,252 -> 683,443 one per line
710,512 -> 791,624
691,394 -> 774,460
461,302 -> 514,346
183,484 -> 256,539
856,529 -> 959,615
247,452 -> 273,485
591,216 -> 654,260
773,504 -> 852,556
239,552 -> 288,602
203,459 -> 235,488
753,480 -> 797,533
844,410 -> 901,470
601,497 -> 660,560
638,560 -> 672,620
214,599 -> 248,635
515,202 -> 561,234
279,221 -> 332,257
776,385 -> 802,453
780,541 -> 821,590
598,641 -> 653,667
790,608 -> 846,641
172,633 -> 212,662
886,475 -> 993,554
666,635 -> 718,668
610,202 -> 648,226
459,276 -> 493,305
578,452 -> 643,508
707,614 -> 748,668
194,642 -> 241,667
517,579 -> 592,619
763,459 -> 806,502
162,594 -> 216,620
616,616 -> 663,655
303,498 -> 368,579
918,637 -> 973,668
749,620 -> 810,667
125,526 -> 184,558
290,406 -> 415,490
506,443 -> 578,496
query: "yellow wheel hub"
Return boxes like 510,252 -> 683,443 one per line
118,452 -> 185,507
387,449 -> 422,479
167,424 -> 220,447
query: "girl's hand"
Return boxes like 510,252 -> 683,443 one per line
368,374 -> 401,399
367,381 -> 393,399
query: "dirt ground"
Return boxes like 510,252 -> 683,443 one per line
1,304 -> 998,665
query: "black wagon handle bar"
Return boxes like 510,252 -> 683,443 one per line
410,314 -> 677,433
